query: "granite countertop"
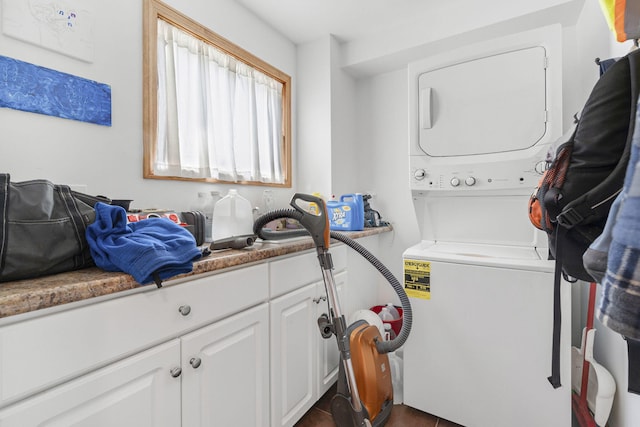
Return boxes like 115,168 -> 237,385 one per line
0,227 -> 391,319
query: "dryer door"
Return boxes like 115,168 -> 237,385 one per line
418,46 -> 547,157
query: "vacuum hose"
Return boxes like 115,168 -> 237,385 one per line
253,207 -> 412,354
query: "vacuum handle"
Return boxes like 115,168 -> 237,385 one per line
290,193 -> 330,250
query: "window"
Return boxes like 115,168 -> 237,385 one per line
143,0 -> 292,187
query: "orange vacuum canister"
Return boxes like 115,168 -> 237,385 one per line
349,323 -> 393,421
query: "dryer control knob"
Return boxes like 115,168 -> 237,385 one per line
535,161 -> 548,174
450,177 -> 461,187
414,169 -> 426,180
465,176 -> 476,186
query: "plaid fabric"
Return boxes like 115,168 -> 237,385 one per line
599,239 -> 640,339
598,101 -> 640,339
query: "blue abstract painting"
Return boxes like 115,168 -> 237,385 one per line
0,55 -> 111,126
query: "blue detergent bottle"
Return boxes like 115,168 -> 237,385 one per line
327,193 -> 364,231
341,194 -> 364,231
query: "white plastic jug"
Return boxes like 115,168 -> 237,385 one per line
212,189 -> 253,241
378,307 -> 395,322
385,303 -> 401,320
388,350 -> 404,404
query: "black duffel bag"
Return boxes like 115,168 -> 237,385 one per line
0,173 -> 110,282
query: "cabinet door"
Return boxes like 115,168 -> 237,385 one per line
270,283 -> 318,427
316,271 -> 347,397
181,303 -> 269,427
0,340 -> 181,427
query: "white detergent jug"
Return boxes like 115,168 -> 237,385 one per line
384,303 -> 401,320
212,189 -> 253,241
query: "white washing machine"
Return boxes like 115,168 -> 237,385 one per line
402,25 -> 572,427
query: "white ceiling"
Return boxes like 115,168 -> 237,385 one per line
232,0 -> 449,45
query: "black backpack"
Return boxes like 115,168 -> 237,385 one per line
530,49 -> 640,282
528,49 -> 640,388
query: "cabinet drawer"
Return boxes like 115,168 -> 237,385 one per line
269,245 -> 346,298
0,263 -> 268,408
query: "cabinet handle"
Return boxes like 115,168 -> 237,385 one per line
178,305 -> 191,316
190,357 -> 202,369
170,367 -> 182,378
313,296 -> 327,304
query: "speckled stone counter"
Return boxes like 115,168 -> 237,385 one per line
0,227 -> 391,319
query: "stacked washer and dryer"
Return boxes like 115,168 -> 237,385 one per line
402,26 -> 572,427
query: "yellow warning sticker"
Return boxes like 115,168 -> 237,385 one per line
403,259 -> 431,300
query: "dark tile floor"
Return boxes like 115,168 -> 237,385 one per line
294,384 -> 464,427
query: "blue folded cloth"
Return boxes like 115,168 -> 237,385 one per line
86,202 -> 202,284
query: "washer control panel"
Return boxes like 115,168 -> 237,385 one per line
410,155 -> 546,191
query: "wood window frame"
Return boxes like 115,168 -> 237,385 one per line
142,0 -> 292,187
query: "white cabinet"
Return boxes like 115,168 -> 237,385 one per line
269,246 -> 349,427
0,304 -> 270,427
0,235 -> 381,427
270,282 -> 318,427
0,264 -> 269,426
316,271 -> 348,397
182,303 -> 269,427
0,340 -> 182,426
0,264 -> 269,408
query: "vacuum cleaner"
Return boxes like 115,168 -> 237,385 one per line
253,193 -> 412,427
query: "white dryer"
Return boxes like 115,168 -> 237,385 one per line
403,25 -> 571,427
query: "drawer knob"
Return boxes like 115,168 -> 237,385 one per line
178,305 -> 191,316
190,357 -> 202,369
170,367 -> 182,378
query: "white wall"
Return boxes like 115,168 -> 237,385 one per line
354,70 -> 416,302
590,20 -> 640,427
346,1 -> 640,425
571,4 -> 640,427
0,0 -> 297,212
330,35 -> 360,198
296,34 -> 362,200
342,0 -> 585,76
2,0 -> 639,424
296,36 -> 332,198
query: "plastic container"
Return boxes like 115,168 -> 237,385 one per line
326,193 -> 364,231
371,304 -> 403,337
192,192 -> 216,241
378,307 -> 395,321
383,323 -> 396,341
384,303 -> 401,320
309,192 -> 323,215
341,194 -> 364,230
388,350 -> 404,404
212,189 -> 253,241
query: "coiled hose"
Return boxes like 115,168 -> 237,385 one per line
254,208 -> 412,354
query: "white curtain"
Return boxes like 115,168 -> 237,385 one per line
155,20 -> 284,183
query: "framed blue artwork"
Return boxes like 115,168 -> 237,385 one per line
0,55 -> 111,126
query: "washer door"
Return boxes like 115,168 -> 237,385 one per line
418,46 -> 547,157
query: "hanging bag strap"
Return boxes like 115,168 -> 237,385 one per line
548,225 -> 564,389
0,174 -> 9,275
